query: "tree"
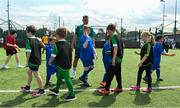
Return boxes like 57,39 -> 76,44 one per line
66,31 -> 74,42
0,28 -> 3,37
122,28 -> 128,37
36,28 -> 48,37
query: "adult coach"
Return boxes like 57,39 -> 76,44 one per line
71,15 -> 95,79
1,30 -> 24,69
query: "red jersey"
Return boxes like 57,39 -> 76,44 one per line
4,35 -> 16,51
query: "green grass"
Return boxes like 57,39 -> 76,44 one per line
0,48 -> 180,107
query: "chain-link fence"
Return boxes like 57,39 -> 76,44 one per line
1,24 -> 180,48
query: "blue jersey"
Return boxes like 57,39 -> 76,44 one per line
153,42 -> 164,65
102,41 -> 112,63
80,35 -> 95,61
45,44 -> 56,66
75,25 -> 95,48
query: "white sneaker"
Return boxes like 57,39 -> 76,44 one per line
1,65 -> 9,69
16,64 -> 24,68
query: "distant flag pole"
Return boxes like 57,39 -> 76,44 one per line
59,16 -> 61,28
63,20 -> 64,27
160,0 -> 165,36
7,0 -> 10,34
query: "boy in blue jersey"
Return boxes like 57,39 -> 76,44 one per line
100,32 -> 112,87
144,35 -> 175,82
79,25 -> 97,87
71,16 -> 95,79
44,37 -> 57,87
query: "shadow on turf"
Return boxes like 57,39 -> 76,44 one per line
129,91 -> 151,105
39,79 -> 86,107
88,90 -> 120,107
152,81 -> 160,87
40,83 -> 90,107
0,92 -> 71,107
0,68 -> 19,72
38,94 -> 69,107
143,80 -> 160,87
151,81 -> 175,92
0,93 -> 35,107
148,81 -> 167,92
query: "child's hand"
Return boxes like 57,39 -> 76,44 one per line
85,35 -> 89,39
13,44 -> 18,48
105,51 -> 111,55
37,37 -> 42,41
112,59 -> 116,67
71,44 -> 74,50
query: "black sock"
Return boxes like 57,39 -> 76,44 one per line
39,89 -> 44,92
26,85 -> 30,89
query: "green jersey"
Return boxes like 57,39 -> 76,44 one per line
25,36 -> 42,67
111,34 -> 124,63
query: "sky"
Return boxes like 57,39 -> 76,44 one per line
0,0 -> 180,32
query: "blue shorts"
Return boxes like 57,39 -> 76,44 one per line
103,61 -> 111,72
29,66 -> 39,72
81,59 -> 94,67
47,65 -> 57,74
152,62 -> 160,70
75,47 -> 81,59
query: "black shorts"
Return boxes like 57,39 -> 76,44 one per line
29,66 -> 39,72
74,47 -> 81,59
6,50 -> 17,56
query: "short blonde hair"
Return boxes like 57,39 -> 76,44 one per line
83,25 -> 90,30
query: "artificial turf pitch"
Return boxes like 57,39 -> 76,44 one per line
0,48 -> 180,107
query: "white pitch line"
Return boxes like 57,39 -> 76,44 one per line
0,86 -> 180,93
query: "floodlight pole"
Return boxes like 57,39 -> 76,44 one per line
174,0 -> 177,40
58,16 -> 61,28
160,0 -> 165,36
120,18 -> 122,36
63,20 -> 65,27
54,23 -> 56,31
7,0 -> 10,34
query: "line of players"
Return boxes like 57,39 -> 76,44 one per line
0,15 -> 175,101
